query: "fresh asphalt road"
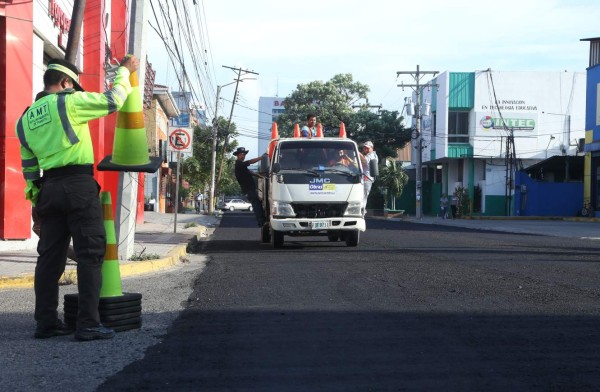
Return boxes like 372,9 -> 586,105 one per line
97,211 -> 600,391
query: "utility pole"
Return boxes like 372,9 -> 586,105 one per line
215,66 -> 259,194
208,85 -> 222,215
397,65 -> 438,219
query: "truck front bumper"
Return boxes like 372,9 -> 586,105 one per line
270,217 -> 366,233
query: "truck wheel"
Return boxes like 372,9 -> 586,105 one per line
345,230 -> 360,247
327,232 -> 339,242
272,230 -> 284,248
261,224 -> 271,243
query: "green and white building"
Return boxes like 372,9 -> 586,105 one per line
412,70 -> 586,215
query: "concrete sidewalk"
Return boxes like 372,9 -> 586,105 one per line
395,215 -> 600,240
0,211 -> 220,290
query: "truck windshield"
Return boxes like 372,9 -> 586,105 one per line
277,141 -> 361,175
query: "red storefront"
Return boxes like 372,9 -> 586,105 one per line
0,0 -> 141,243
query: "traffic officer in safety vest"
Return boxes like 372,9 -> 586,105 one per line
16,56 -> 139,341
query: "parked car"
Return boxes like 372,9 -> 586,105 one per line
219,198 -> 253,211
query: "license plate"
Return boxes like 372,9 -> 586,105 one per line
312,221 -> 329,229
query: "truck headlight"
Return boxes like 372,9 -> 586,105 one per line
272,201 -> 295,217
344,201 -> 363,216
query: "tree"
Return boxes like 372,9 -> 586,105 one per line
348,109 -> 411,159
378,158 -> 409,211
181,117 -> 239,198
277,73 -> 369,136
277,74 -> 411,158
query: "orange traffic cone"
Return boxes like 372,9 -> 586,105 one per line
316,123 -> 324,138
98,59 -> 162,173
339,122 -> 347,138
268,122 -> 279,158
99,191 -> 122,297
293,123 -> 301,138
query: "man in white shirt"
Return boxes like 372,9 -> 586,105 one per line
360,141 -> 378,214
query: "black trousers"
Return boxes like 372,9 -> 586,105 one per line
34,174 -> 106,329
245,189 -> 265,226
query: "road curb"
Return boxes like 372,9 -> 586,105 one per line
0,227 -> 206,291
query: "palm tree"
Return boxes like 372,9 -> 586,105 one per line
378,158 -> 409,211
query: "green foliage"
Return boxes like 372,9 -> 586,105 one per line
181,117 -> 238,197
378,159 -> 409,210
276,74 -> 410,156
348,109 -> 410,159
277,73 -> 369,136
379,159 -> 409,197
453,186 -> 471,218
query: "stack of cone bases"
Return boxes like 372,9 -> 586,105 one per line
97,66 -> 162,173
64,192 -> 142,332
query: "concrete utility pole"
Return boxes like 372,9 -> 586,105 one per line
214,66 -> 259,197
397,65 -> 438,219
64,1 -> 85,64
208,85 -> 222,215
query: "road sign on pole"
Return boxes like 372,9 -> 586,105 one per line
168,128 -> 193,154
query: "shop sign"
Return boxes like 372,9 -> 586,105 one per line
48,0 -> 71,49
480,115 -> 536,131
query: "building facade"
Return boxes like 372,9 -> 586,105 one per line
581,37 -> 600,217
414,70 -> 586,215
144,85 -> 179,213
258,97 -> 286,154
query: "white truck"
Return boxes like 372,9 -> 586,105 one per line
258,131 -> 377,248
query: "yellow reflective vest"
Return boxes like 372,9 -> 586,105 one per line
16,66 -> 133,205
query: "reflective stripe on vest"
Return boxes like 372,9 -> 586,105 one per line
57,94 -> 80,145
16,118 -> 33,153
22,157 -> 38,168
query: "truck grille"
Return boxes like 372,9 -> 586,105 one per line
291,203 -> 347,218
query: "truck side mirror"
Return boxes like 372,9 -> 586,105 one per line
272,162 -> 281,173
369,159 -> 379,177
259,153 -> 270,175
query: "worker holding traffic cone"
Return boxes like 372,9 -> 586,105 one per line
98,55 -> 162,173
16,55 -> 139,341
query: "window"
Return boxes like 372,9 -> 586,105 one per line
448,111 -> 469,143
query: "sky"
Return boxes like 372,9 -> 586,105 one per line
146,0 -> 600,154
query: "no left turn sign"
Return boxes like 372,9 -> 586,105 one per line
168,128 -> 192,154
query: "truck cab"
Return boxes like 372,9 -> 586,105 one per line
258,131 -> 368,248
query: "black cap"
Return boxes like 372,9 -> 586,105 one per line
233,147 -> 249,156
47,58 -> 84,92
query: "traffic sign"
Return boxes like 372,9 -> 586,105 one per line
168,128 -> 193,154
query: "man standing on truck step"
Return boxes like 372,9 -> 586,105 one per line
233,147 -> 266,227
360,141 -> 378,215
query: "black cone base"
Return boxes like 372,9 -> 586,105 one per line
63,292 -> 142,332
97,156 -> 162,173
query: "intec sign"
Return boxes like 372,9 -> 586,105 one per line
480,116 -> 536,131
